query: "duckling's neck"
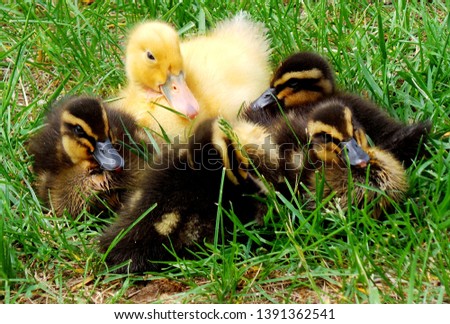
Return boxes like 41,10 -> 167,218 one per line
127,81 -> 164,102
142,87 -> 164,102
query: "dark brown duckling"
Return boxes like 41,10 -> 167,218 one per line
243,51 -> 335,126
28,96 -> 147,217
275,98 -> 409,217
327,93 -> 431,167
99,118 -> 277,273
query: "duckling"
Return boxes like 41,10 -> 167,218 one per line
243,51 -> 335,125
274,98 -> 409,217
326,94 -> 431,167
28,96 -> 147,217
113,12 -> 271,144
99,117 -> 277,273
244,51 -> 430,166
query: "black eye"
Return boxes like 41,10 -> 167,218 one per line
146,51 -> 155,60
73,125 -> 85,136
287,79 -> 300,88
318,132 -> 334,143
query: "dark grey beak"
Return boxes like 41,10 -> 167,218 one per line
250,87 -> 277,111
93,139 -> 124,171
340,138 -> 370,167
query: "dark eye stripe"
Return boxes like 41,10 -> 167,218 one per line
314,132 -> 341,146
275,78 -> 324,94
65,122 -> 97,148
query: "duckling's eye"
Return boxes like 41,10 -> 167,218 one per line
286,79 -> 300,88
146,51 -> 155,61
73,125 -> 85,136
317,132 -> 334,143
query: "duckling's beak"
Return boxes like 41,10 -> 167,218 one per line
160,73 -> 199,119
250,87 -> 277,110
93,139 -> 124,171
340,138 -> 370,168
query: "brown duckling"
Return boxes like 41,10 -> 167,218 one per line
244,51 -> 430,167
274,98 -> 409,217
98,117 -> 277,273
243,51 -> 335,125
28,96 -> 147,217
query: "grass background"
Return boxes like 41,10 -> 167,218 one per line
1,0 -> 449,303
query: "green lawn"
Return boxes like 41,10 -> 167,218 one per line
1,0 -> 449,303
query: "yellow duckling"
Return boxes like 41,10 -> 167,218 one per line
113,12 -> 271,144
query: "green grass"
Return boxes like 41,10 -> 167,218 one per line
1,0 -> 449,303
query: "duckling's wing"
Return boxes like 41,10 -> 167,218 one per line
380,120 -> 431,167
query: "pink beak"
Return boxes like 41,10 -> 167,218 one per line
160,73 -> 200,119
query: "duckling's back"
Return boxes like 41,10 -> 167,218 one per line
28,99 -> 72,175
181,12 -> 272,123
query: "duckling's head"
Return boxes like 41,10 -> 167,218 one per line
58,97 -> 124,171
125,21 -> 199,119
250,52 -> 335,112
307,100 -> 370,168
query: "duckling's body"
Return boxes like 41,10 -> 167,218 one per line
308,144 -> 407,217
275,99 -> 409,217
28,96 -> 147,217
114,13 -> 271,144
181,14 -> 271,123
245,52 -> 430,167
99,118 -> 274,273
